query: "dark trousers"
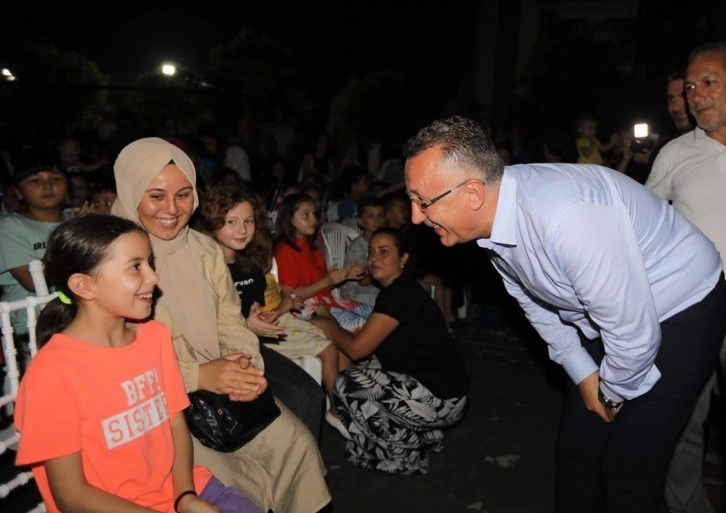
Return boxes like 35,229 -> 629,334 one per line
555,276 -> 726,513
259,343 -> 325,441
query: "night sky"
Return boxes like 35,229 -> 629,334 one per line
4,3 -> 476,85
5,2 -> 722,140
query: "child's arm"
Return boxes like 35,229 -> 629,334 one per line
270,295 -> 296,317
170,412 -> 196,497
615,141 -> 633,173
45,452 -> 158,512
246,302 -> 287,338
169,413 -> 220,513
287,274 -> 336,299
344,241 -> 374,287
8,264 -> 35,292
288,265 -> 365,299
278,286 -> 305,315
599,132 -> 619,152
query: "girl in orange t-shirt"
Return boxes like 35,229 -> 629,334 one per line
273,192 -> 373,333
14,214 -> 261,513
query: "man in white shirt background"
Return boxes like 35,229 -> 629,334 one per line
646,40 -> 726,513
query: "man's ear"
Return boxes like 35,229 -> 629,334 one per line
466,179 -> 487,211
67,273 -> 95,301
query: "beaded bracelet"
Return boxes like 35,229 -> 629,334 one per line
174,490 -> 197,512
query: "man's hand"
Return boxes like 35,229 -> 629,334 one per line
578,371 -> 621,423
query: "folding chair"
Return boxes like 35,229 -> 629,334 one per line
1,259 -> 55,512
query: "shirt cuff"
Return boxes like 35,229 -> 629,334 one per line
599,382 -> 624,403
561,346 -> 599,388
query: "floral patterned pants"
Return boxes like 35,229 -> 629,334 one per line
333,359 -> 468,474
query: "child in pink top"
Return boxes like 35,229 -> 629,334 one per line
14,214 -> 260,513
273,192 -> 372,333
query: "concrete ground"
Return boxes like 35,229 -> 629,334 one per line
319,307 -> 726,513
319,314 -> 563,513
2,306 -> 724,513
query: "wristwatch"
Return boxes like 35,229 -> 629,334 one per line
598,386 -> 624,410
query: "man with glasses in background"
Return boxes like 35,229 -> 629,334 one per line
402,115 -> 726,513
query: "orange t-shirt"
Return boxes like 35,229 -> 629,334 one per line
14,320 -> 212,513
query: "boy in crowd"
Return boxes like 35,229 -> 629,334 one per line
339,196 -> 386,306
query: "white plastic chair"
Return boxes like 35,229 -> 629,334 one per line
319,222 -> 361,300
28,260 -> 50,296
268,258 -> 322,386
319,222 -> 360,271
1,259 -> 54,511
325,201 -> 339,223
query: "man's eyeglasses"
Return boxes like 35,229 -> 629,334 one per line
406,180 -> 473,212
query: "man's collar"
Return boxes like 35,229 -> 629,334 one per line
486,168 -> 517,247
689,126 -> 726,146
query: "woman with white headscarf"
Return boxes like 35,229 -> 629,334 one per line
112,137 -> 331,513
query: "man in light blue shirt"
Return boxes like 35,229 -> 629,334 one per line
402,115 -> 726,513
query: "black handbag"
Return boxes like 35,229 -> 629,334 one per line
184,387 -> 281,452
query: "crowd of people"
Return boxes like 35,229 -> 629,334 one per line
1,39 -> 725,513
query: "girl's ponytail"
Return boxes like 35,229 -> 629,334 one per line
36,295 -> 76,347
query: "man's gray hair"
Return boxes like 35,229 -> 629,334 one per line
688,41 -> 726,63
402,115 -> 505,184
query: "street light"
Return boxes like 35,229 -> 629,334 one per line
2,68 -> 16,81
161,63 -> 176,77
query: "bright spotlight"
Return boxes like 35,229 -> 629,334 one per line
161,63 -> 176,76
633,123 -> 649,139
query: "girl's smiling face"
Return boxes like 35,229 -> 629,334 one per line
89,231 -> 159,320
292,200 -> 318,237
214,201 -> 256,253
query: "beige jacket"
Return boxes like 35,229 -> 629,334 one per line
154,229 -> 330,513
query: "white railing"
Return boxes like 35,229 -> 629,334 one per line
0,259 -> 53,511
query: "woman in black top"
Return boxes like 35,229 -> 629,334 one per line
311,226 -> 470,474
